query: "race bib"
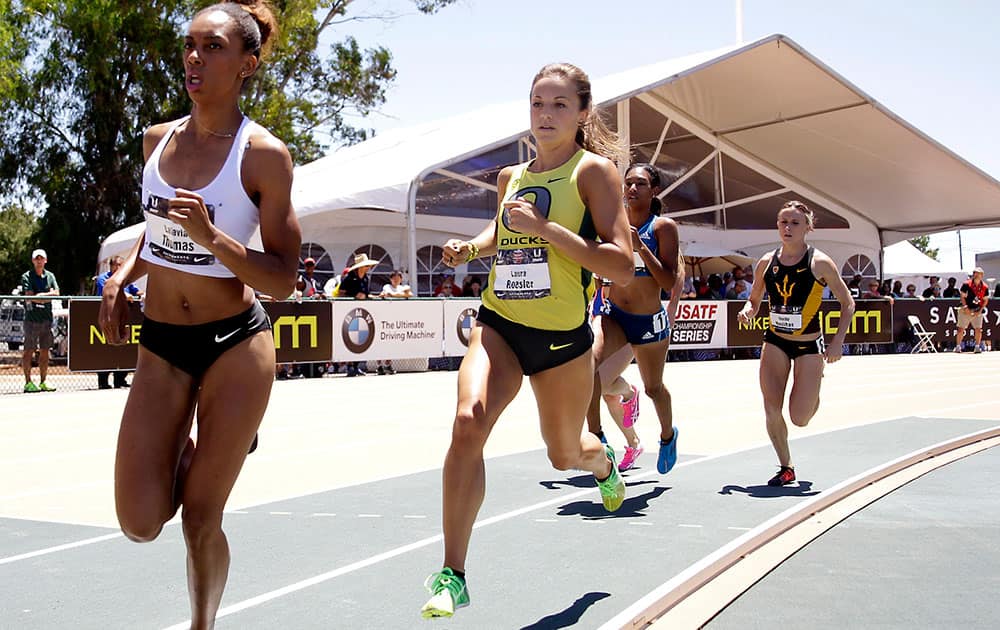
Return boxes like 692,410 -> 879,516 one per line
770,310 -> 803,332
493,248 -> 551,300
145,193 -> 216,266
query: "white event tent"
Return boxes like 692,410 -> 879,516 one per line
99,34 -> 1000,294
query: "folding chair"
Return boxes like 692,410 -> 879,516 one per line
907,314 -> 937,353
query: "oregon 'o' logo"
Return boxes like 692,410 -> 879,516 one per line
341,307 -> 376,354
502,186 -> 551,234
456,307 -> 478,347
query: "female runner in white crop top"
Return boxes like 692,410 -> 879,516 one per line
97,2 -> 301,627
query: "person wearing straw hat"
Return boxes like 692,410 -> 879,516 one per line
339,253 -> 379,376
338,253 -> 379,299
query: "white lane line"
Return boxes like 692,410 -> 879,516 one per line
8,400 -> 996,581
310,513 -> 337,518
678,524 -> 703,529
629,522 -> 654,527
159,463 -> 685,630
8,398 -> 996,573
226,510 -> 248,515
172,399 -> 999,630
535,518 -> 558,523
268,511 -> 292,516
0,533 -> 122,566
402,515 -> 426,519
357,514 -> 382,518
727,526 -> 751,531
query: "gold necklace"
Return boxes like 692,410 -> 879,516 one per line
190,116 -> 237,139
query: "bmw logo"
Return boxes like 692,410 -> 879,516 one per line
456,307 -> 478,347
341,307 -> 376,353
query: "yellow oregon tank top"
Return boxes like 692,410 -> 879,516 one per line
482,149 -> 596,330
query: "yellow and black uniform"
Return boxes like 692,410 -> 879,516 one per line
762,246 -> 826,359
478,149 -> 597,375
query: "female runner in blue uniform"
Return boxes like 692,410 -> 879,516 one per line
738,201 -> 854,486
98,2 -> 300,626
587,163 -> 682,474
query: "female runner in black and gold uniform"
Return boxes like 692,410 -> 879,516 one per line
738,201 -> 854,486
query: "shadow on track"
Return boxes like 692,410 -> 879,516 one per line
718,480 -> 819,498
519,591 -> 611,629
555,482 -> 668,519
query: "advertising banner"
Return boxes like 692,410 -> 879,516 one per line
892,298 -> 999,347
68,299 -> 333,371
670,300 -> 728,349
727,299 -> 893,347
443,299 -> 481,356
67,300 -> 144,371
268,300 -> 334,363
332,299 -> 443,360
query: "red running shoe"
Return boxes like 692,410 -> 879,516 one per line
767,466 -> 796,487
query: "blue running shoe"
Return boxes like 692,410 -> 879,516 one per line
657,428 -> 679,474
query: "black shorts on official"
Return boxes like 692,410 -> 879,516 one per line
763,329 -> 824,360
139,301 -> 271,379
476,305 -> 593,376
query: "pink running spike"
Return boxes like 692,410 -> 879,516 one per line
621,384 -> 640,428
618,444 -> 643,472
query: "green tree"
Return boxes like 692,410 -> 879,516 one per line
0,0 -> 455,293
909,235 -> 940,261
0,204 -> 39,293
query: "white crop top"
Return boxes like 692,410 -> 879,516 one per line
139,116 -> 260,278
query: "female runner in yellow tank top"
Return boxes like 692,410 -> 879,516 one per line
738,201 -> 854,487
421,63 -> 634,618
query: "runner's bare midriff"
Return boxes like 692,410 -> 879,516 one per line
143,265 -> 254,324
608,275 -> 665,314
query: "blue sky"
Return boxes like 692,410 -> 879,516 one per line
329,0 -> 999,268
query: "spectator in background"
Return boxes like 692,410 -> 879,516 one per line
942,276 -> 960,298
706,273 -> 725,299
461,274 -> 483,298
862,279 -> 881,298
679,273 -> 696,299
880,279 -> 893,298
726,278 -> 750,300
922,276 -> 941,298
994,281 -> 1000,299
376,269 -> 412,375
339,253 -> 379,376
891,279 -> 904,297
903,283 -> 920,299
297,257 -> 324,298
724,265 -> 751,295
847,274 -> 862,298
693,277 -> 709,299
955,267 -> 989,353
21,248 -> 60,393
338,253 -> 378,299
379,269 -> 413,299
433,272 -> 463,297
96,255 -> 143,389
